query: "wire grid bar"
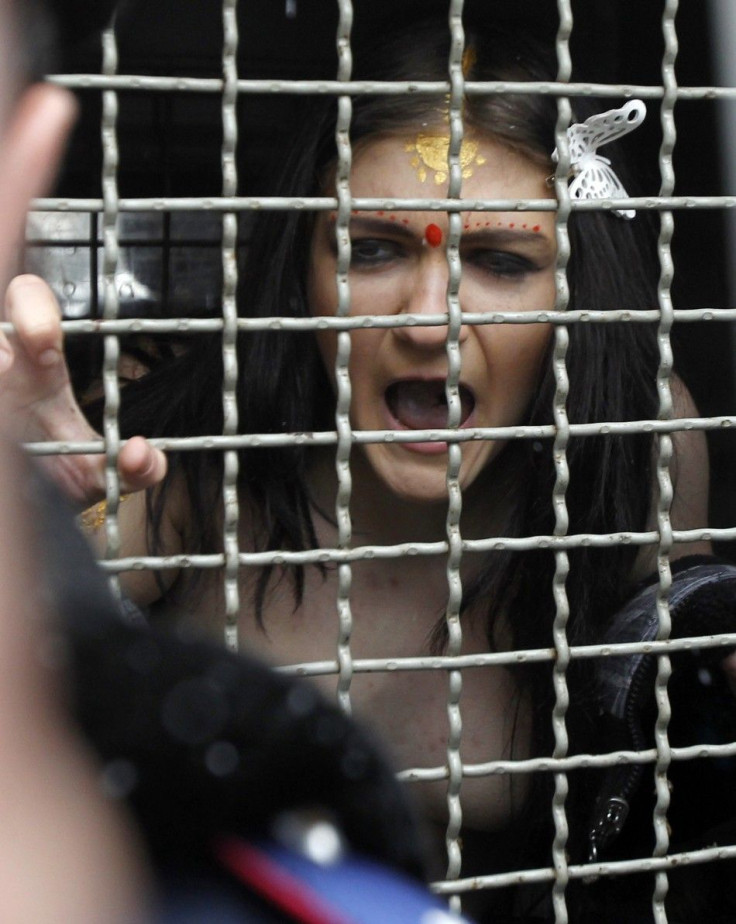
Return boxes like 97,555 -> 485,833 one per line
285,647 -> 736,687
30,193 -> 736,212
431,841 -> 736,897
62,529 -> 728,573
549,4 -> 573,917
221,0 -> 241,653
442,2 -> 467,899
30,1 -> 736,919
45,72 -> 736,101
18,411 -> 736,456
99,22 -> 125,603
333,0 -> 355,715
7,305 -> 736,333
402,734 -> 736,782
651,3 -> 679,919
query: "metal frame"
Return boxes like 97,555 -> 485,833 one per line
24,1 -> 736,920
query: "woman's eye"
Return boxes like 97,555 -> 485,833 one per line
465,249 -> 537,279
350,239 -> 400,266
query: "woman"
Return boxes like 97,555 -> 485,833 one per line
0,13 -> 721,921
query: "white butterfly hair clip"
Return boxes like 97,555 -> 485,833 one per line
551,99 -> 647,220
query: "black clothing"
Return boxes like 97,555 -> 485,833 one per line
574,557 -> 736,923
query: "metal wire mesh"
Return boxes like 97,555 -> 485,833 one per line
24,1 -> 736,920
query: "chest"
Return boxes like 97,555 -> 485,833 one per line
187,550 -> 530,834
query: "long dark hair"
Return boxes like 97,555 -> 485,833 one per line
114,15 -> 660,784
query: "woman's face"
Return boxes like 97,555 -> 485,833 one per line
308,133 -> 556,504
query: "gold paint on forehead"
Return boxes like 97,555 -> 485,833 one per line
405,133 -> 487,185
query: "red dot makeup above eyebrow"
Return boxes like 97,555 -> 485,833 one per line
425,223 -> 443,247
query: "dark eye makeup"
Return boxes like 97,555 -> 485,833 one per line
462,248 -> 541,279
322,215 -> 552,281
339,237 -> 405,267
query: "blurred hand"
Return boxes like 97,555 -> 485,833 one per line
0,275 -> 166,505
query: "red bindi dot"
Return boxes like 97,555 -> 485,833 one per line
389,214 -> 396,221
425,223 -> 443,247
509,223 -> 515,228
532,225 -> 541,232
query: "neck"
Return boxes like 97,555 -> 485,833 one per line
306,445 -> 517,547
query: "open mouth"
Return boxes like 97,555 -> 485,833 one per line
385,380 -> 476,429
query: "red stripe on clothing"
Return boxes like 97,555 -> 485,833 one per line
214,837 -> 357,924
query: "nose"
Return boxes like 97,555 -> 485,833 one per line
393,257 -> 469,350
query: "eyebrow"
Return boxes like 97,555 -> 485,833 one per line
327,215 -> 415,240
462,228 -> 553,249
327,215 -> 553,248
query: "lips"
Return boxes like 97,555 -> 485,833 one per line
385,379 -> 476,429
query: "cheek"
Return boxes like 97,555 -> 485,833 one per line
306,229 -> 341,319
487,324 -> 552,401
314,331 -> 382,397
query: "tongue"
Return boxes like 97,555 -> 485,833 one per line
387,381 -> 472,429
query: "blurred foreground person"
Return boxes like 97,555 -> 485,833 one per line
0,1 -> 146,916
19,447 -> 464,923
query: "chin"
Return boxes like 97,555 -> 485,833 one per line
365,444 -> 494,506
388,479 -> 451,505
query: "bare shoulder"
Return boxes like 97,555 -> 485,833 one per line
79,470 -> 190,607
632,376 -> 711,580
669,376 -> 710,544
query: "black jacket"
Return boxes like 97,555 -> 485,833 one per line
571,557 -> 736,923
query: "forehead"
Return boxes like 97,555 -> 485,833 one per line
349,133 -> 553,201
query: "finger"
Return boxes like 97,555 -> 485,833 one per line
0,86 -> 77,283
118,436 -> 167,493
5,275 -> 63,367
0,327 -> 14,375
0,441 -> 45,719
